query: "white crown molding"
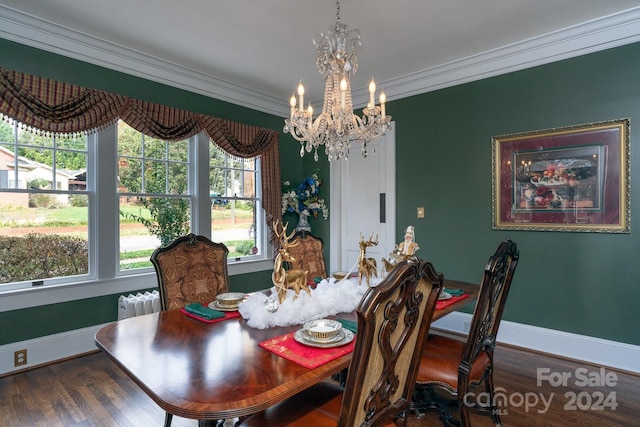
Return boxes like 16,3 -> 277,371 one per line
0,5 -> 285,116
1,6 -> 640,117
362,7 -> 640,105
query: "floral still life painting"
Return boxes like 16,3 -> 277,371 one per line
492,118 -> 629,233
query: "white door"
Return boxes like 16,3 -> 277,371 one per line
330,124 -> 396,275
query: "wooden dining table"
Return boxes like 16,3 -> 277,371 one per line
94,279 -> 478,422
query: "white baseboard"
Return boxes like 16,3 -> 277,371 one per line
1,316 -> 639,376
432,313 -> 640,374
0,323 -> 108,376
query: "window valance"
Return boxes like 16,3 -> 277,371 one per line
0,67 -> 282,241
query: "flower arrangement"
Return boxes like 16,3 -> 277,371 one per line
282,173 -> 329,220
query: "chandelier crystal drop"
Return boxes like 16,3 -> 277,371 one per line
283,0 -> 391,161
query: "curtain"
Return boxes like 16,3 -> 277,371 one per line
0,68 -> 282,243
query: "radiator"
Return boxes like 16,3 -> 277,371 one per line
118,290 -> 161,319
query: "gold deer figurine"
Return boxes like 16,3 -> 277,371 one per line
272,220 -> 311,304
357,232 -> 379,286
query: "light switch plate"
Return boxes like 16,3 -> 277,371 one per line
417,207 -> 425,218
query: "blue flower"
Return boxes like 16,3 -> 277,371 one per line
281,173 -> 329,220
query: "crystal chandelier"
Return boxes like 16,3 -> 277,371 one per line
283,0 -> 391,161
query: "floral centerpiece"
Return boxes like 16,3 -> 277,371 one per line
282,173 -> 329,231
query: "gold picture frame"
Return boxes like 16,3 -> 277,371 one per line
492,118 -> 630,233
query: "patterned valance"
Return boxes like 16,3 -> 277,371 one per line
0,69 -> 126,135
0,68 -> 282,242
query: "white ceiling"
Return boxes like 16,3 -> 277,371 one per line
2,1 -> 640,116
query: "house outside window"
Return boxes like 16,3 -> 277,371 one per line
0,118 -> 268,290
0,119 -> 90,286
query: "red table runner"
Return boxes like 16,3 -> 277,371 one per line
436,293 -> 470,310
179,308 -> 241,324
259,331 -> 355,369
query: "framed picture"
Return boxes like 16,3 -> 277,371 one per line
492,118 -> 630,233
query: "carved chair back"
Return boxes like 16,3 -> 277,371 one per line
284,230 -> 327,280
339,257 -> 444,426
459,238 -> 519,392
150,233 -> 230,311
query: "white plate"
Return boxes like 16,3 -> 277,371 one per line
208,301 -> 239,311
294,328 -> 355,348
438,291 -> 452,301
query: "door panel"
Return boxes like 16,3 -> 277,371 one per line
330,125 -> 395,276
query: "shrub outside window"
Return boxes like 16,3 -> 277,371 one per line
117,121 -> 191,270
0,119 -> 89,285
0,118 -> 268,288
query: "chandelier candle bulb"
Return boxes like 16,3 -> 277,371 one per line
380,91 -> 386,119
290,94 -> 296,119
369,78 -> 376,107
297,81 -> 305,112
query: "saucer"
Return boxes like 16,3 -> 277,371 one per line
439,291 -> 452,301
303,329 -> 346,345
294,328 -> 355,348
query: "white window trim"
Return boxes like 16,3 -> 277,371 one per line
0,126 -> 274,306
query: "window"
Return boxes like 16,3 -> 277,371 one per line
115,121 -> 266,273
117,121 -> 191,270
209,144 -> 263,260
0,118 -> 269,290
0,119 -> 90,286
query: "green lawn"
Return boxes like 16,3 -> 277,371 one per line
1,205 -> 253,227
0,206 -> 88,227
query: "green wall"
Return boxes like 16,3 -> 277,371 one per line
390,42 -> 640,346
0,38 -> 308,345
2,38 -> 639,347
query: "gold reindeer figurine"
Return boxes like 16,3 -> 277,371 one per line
357,232 -> 379,286
272,220 -> 311,304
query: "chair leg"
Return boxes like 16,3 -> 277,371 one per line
485,370 -> 502,427
164,412 -> 173,427
458,373 -> 502,427
331,367 -> 348,387
458,397 -> 471,427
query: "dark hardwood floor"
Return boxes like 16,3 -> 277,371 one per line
1,344 -> 638,426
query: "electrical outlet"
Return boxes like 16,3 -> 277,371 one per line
463,321 -> 470,333
14,349 -> 27,367
417,207 -> 425,218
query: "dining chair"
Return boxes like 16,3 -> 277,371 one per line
285,230 -> 328,280
238,256 -> 444,427
151,233 -> 230,311
411,238 -> 519,427
150,233 -> 230,427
